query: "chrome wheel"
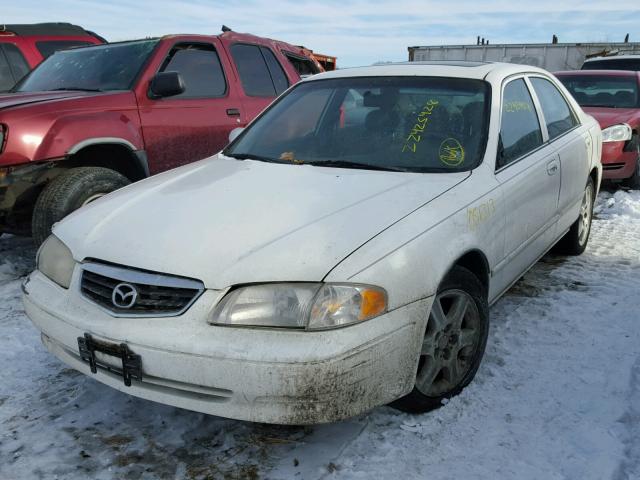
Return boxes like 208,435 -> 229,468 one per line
577,183 -> 593,246
416,289 -> 482,397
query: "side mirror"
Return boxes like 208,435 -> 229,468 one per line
228,127 -> 244,143
149,71 -> 185,98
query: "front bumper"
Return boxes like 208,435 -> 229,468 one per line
22,270 -> 431,424
1,162 -> 60,232
601,141 -> 638,180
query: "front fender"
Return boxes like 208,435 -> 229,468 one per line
325,167 -> 504,309
33,110 -> 143,161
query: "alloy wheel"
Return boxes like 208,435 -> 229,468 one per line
577,183 -> 593,246
416,289 -> 482,397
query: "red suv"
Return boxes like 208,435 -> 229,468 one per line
0,23 -> 104,91
0,31 -> 322,243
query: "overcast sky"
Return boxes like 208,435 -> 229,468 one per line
4,0 -> 640,67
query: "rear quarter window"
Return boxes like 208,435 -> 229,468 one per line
283,52 -> 320,76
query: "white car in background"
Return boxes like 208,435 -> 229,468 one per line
23,61 -> 602,425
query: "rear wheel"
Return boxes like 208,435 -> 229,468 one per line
555,177 -> 594,256
32,167 -> 130,245
392,266 -> 489,413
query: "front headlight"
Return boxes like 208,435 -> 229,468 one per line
601,123 -> 632,143
210,283 -> 387,330
37,235 -> 75,288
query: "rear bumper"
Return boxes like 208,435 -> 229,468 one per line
601,141 -> 638,180
23,270 -> 430,424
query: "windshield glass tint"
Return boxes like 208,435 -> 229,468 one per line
16,40 -> 158,92
225,77 -> 491,172
558,76 -> 639,108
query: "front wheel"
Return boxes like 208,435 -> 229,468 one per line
391,266 -> 489,413
32,167 -> 130,245
555,177 -> 595,256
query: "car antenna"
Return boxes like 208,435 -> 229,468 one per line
222,25 -> 232,33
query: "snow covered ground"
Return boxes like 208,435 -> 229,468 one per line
1,189 -> 639,480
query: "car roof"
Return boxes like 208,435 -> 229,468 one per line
303,61 -> 550,82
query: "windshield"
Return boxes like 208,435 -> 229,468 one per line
15,39 -> 158,92
582,58 -> 640,71
558,75 -> 639,108
225,76 -> 491,173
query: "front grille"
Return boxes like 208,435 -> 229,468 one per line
603,163 -> 625,170
80,262 -> 204,317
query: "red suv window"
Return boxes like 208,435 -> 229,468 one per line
35,40 -> 94,58
230,44 -> 289,97
0,43 -> 30,91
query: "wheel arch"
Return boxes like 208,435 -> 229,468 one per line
65,140 -> 149,182
444,249 -> 490,297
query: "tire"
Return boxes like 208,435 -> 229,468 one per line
32,167 -> 130,245
622,146 -> 640,189
391,265 -> 490,414
554,177 -> 595,256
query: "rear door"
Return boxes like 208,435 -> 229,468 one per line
493,76 -> 561,291
137,39 -> 246,174
528,75 -> 589,233
226,43 -> 290,120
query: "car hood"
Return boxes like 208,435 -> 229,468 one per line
55,155 -> 470,289
582,106 -> 640,129
0,91 -> 93,111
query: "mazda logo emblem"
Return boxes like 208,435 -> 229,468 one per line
112,283 -> 138,309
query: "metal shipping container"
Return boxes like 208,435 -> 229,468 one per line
408,42 -> 640,71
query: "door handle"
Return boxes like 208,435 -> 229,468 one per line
546,160 -> 559,175
226,108 -> 240,116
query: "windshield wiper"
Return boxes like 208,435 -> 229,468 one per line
306,160 -> 408,172
49,87 -> 104,92
224,152 -> 287,164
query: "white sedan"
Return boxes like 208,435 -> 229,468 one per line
23,62 -> 602,424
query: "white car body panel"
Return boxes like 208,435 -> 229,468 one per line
55,155 -> 469,290
23,62 -> 603,424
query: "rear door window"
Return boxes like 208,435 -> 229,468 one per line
160,43 -> 227,98
260,47 -> 289,95
36,40 -> 93,58
231,44 -> 277,97
283,52 -> 320,76
530,77 -> 578,140
498,78 -> 543,168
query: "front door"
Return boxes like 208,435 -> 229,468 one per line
493,77 -> 561,292
137,40 -> 246,174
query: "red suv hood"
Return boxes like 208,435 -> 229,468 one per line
582,106 -> 640,129
0,91 -> 93,111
